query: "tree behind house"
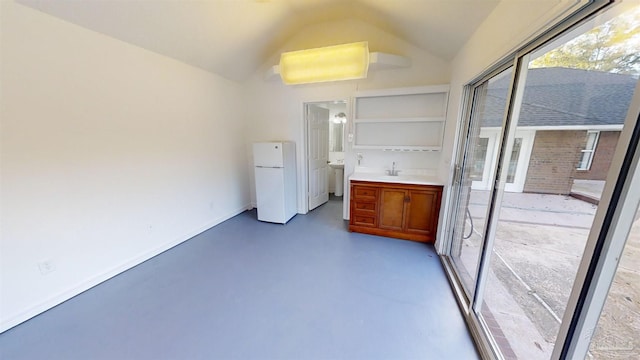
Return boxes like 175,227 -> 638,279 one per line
530,6 -> 640,75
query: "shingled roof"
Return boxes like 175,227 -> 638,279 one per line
480,67 -> 637,128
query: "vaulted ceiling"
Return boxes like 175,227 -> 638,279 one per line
17,0 -> 505,82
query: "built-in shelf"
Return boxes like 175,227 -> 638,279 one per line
352,85 -> 449,150
381,147 -> 442,152
351,146 -> 441,151
354,117 -> 445,123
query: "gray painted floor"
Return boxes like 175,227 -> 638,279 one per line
0,197 -> 479,360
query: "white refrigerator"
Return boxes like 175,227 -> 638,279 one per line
253,141 -> 297,224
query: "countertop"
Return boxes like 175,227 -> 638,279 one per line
349,172 -> 444,186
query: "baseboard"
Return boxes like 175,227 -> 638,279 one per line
0,204 -> 250,333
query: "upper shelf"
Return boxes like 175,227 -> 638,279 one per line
355,91 -> 448,119
352,85 -> 449,150
354,85 -> 450,98
354,117 -> 445,123
353,120 -> 444,150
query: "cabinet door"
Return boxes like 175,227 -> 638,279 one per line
379,188 -> 407,231
405,189 -> 440,237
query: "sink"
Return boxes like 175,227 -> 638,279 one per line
329,163 -> 345,196
365,174 -> 433,184
377,175 -> 422,182
377,175 -> 406,180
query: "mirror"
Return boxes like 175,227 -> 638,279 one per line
330,112 -> 346,152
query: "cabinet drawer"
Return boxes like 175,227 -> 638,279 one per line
351,214 -> 377,227
353,201 -> 377,213
352,186 -> 378,200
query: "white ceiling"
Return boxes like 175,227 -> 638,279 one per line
17,0 -> 504,82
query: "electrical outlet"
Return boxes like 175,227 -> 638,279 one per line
38,260 -> 56,275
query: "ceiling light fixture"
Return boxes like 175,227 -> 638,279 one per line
279,42 -> 370,85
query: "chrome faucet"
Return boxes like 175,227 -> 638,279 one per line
386,161 -> 400,176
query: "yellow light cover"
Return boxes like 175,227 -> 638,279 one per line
279,42 -> 369,85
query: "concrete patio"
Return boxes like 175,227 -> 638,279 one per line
454,183 -> 639,359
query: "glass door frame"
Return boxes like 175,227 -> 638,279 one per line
554,80 -> 640,359
441,61 -> 519,359
445,65 -> 510,305
438,1 -> 640,358
472,53 -> 531,319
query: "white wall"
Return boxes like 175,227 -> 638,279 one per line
244,18 -> 451,217
0,1 -> 249,332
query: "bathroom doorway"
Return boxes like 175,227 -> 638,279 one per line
303,99 -> 348,213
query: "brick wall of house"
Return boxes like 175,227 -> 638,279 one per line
574,131 -> 620,181
523,130 -> 584,194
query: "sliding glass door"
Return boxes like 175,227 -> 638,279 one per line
444,3 -> 640,358
449,67 -> 514,300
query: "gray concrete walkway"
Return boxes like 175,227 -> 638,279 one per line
458,187 -> 638,359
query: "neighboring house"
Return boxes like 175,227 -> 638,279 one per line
472,67 -> 637,194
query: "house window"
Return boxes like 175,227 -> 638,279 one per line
577,131 -> 600,170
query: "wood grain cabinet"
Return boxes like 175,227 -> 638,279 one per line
349,181 -> 443,243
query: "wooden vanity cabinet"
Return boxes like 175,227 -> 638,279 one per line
349,181 -> 443,243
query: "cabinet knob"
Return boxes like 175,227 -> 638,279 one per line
405,196 -> 411,202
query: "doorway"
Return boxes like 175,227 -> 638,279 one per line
471,128 -> 534,192
304,100 -> 348,213
304,100 -> 348,211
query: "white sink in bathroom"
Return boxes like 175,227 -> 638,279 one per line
329,162 -> 345,196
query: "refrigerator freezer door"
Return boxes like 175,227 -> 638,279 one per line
255,166 -> 286,223
253,142 -> 284,168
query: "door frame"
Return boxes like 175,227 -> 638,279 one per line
471,128 -> 501,191
504,129 -> 535,192
301,99 -> 350,214
472,128 -> 535,192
